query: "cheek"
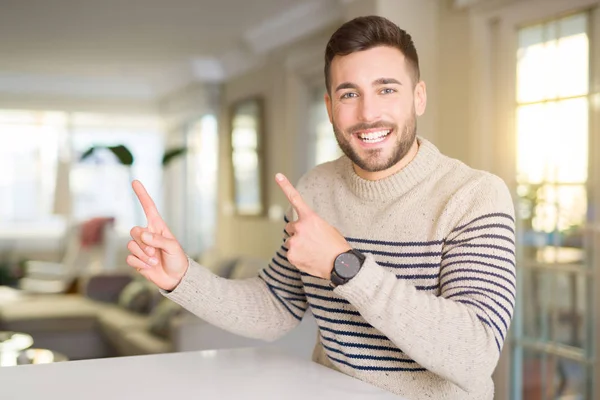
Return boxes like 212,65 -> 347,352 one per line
387,98 -> 413,122
333,103 -> 356,127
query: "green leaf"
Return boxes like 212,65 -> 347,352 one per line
162,147 -> 187,166
79,144 -> 134,166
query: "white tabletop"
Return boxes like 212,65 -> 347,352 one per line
0,347 -> 405,399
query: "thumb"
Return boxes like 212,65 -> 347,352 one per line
141,231 -> 181,255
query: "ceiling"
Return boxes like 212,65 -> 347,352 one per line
0,0 -> 343,101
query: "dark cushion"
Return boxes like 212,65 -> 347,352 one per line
147,299 -> 181,339
118,280 -> 153,314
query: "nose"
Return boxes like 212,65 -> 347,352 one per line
357,93 -> 381,122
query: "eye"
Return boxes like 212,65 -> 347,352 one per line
380,88 -> 396,95
340,92 -> 358,100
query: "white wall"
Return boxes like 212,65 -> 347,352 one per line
379,0 -> 440,144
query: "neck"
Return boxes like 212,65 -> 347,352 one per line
352,139 -> 419,181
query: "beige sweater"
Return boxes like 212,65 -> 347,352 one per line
164,137 -> 516,399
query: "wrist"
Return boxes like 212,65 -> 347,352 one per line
164,258 -> 190,292
330,248 -> 366,287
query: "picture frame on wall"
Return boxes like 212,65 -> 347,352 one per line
229,96 -> 266,217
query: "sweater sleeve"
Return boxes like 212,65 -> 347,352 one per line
333,174 -> 516,393
161,210 -> 308,342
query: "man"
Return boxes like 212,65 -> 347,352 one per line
127,15 -> 516,400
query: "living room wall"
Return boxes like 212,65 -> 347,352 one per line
213,25 -> 339,261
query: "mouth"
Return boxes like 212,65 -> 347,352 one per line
355,129 -> 392,144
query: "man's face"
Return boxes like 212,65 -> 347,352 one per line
325,46 -> 426,177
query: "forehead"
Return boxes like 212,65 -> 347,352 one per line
330,46 -> 409,86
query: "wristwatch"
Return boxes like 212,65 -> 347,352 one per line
330,249 -> 366,287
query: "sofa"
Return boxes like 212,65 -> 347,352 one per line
0,255 -> 318,362
0,274 -> 175,360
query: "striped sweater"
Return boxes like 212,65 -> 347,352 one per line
164,137 -> 516,399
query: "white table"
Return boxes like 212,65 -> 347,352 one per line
0,347 -> 405,399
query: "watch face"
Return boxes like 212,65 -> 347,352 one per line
335,252 -> 362,279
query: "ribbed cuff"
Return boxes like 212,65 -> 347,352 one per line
160,257 -> 209,299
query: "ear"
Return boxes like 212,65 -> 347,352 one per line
324,92 -> 333,124
413,81 -> 427,117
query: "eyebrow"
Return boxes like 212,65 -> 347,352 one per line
335,78 -> 402,92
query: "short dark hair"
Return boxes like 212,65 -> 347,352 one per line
324,15 -> 420,93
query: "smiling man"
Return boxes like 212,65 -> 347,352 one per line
127,16 -> 516,400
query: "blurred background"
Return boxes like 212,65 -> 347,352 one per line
0,0 -> 598,399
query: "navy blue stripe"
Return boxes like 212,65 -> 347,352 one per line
284,215 -> 290,223
268,263 -> 300,282
442,259 -> 515,278
456,300 -> 502,351
459,223 -> 515,236
455,299 -> 489,317
309,303 -> 361,316
303,282 -> 333,291
440,269 -> 516,290
355,248 -> 442,258
453,213 -> 515,232
306,292 -> 350,304
443,243 -> 515,257
262,269 -> 304,290
440,277 -> 516,296
414,284 -> 439,291
269,284 -> 307,298
321,343 -> 415,363
445,282 -> 516,304
281,245 -> 289,252
313,312 -> 373,328
276,251 -> 288,262
346,237 -> 444,247
455,299 -> 506,341
320,333 -> 404,354
475,314 -> 502,352
281,297 -> 307,311
271,258 -> 300,275
394,273 -> 439,280
260,278 -> 302,321
378,262 -> 440,269
443,252 -> 515,267
441,277 -> 516,301
447,288 -> 514,316
328,355 -> 427,372
446,233 -> 515,246
447,292 -> 509,332
319,325 -> 388,340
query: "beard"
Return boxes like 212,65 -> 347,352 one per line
333,111 -> 417,173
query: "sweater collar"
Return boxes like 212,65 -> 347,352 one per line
341,136 -> 441,201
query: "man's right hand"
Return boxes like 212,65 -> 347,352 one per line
127,180 -> 189,291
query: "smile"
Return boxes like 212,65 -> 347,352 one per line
356,129 -> 391,143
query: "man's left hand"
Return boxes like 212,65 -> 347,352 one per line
275,173 -> 351,280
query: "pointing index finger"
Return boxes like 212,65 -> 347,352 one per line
132,180 -> 161,220
275,173 -> 311,218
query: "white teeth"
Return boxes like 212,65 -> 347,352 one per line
358,130 -> 390,143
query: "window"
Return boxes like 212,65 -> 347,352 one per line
185,114 -> 219,256
513,11 -> 593,400
230,98 -> 264,216
0,110 -> 66,223
70,114 -> 164,233
516,13 -> 589,247
0,110 -> 164,235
